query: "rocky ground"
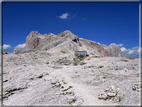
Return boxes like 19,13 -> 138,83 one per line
1,50 -> 141,106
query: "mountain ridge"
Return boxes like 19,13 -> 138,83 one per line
14,30 -> 134,59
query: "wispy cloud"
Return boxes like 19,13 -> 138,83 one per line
131,46 -> 139,50
59,13 -> 69,19
110,43 -> 124,47
123,46 -> 141,58
117,44 -> 123,47
127,50 -> 134,54
15,43 -> 26,49
1,44 -> 11,50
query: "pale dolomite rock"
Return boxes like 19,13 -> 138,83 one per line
2,31 -> 140,106
16,30 -> 134,59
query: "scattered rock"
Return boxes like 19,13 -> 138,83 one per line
98,85 -> 124,103
57,57 -> 71,65
55,83 -> 61,87
98,93 -> 108,100
107,92 -> 116,97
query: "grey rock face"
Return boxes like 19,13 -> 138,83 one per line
79,39 -> 125,58
109,44 -> 124,57
22,31 -> 40,52
23,30 -> 82,53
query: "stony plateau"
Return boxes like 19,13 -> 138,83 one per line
1,30 -> 141,106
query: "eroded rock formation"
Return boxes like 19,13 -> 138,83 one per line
15,30 -> 133,59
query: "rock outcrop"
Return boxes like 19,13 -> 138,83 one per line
20,30 -> 131,58
98,85 -> 124,103
13,48 -> 22,54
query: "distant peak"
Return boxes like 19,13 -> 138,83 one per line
64,30 -> 72,33
29,31 -> 39,35
110,43 -> 117,47
47,32 -> 55,36
57,30 -> 73,37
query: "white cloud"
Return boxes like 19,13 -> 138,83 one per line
59,13 -> 69,19
110,45 -> 141,58
2,44 -> 11,50
131,46 -> 139,50
121,47 -> 127,52
117,44 -> 123,47
127,50 -> 134,54
109,43 -> 124,47
15,43 -> 26,49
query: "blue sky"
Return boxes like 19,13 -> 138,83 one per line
2,2 -> 141,58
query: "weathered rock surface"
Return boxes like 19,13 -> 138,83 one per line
79,38 -> 124,57
2,50 -> 141,106
2,30 -> 140,106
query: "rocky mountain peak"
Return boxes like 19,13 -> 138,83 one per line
29,31 -> 39,37
19,30 -> 132,59
47,32 -> 55,36
64,30 -> 72,33
110,43 -> 117,47
57,30 -> 73,37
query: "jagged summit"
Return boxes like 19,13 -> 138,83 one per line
57,30 -> 75,37
63,30 -> 72,33
29,31 -> 39,35
47,32 -> 55,36
14,30 -> 132,59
